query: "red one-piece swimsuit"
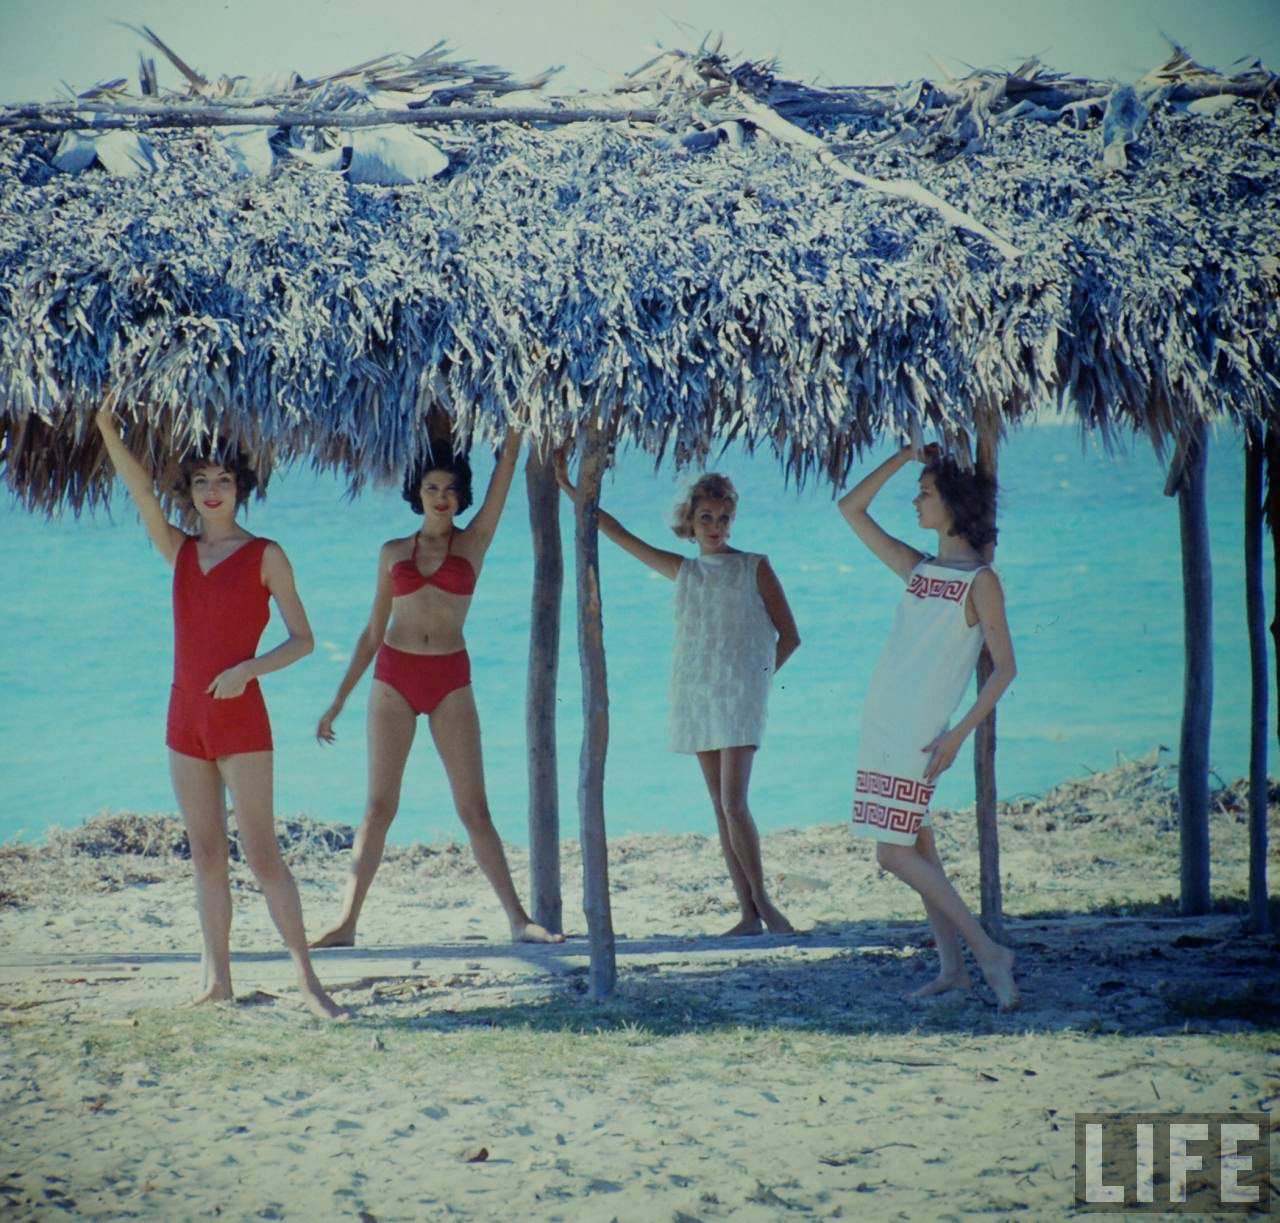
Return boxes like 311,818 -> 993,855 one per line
165,536 -> 275,760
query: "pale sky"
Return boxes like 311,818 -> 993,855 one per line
0,0 -> 1276,103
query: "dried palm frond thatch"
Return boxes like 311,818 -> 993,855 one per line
0,36 -> 1276,511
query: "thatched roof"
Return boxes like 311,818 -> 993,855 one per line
1,35 -> 1277,511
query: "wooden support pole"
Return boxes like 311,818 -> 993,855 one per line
1267,426 -> 1280,753
1165,421 -> 1213,916
525,448 -> 563,935
573,419 -> 616,999
973,425 -> 1004,938
1244,421 -> 1271,934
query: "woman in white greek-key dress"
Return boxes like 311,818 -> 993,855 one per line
555,463 -> 800,936
838,444 -> 1020,1010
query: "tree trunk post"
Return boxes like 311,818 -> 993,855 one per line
1165,421 -> 1213,916
525,447 -> 563,934
573,418 -> 616,999
1244,421 -> 1271,934
1267,425 -> 1280,751
973,424 -> 1004,939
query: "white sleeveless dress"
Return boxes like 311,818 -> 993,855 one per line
852,558 -> 993,844
668,552 -> 778,754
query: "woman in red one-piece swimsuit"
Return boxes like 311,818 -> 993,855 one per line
311,430 -> 562,948
95,407 -> 347,1020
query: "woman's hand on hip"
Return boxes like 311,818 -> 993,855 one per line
206,663 -> 252,701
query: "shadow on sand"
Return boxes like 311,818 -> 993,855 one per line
9,909 -> 1277,1038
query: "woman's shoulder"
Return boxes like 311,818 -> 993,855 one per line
970,565 -> 1004,594
381,534 -> 415,558
253,539 -> 287,586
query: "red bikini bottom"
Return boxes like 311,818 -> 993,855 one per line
374,644 -> 471,716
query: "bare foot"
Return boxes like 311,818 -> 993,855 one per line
300,981 -> 351,1022
721,916 -> 764,937
187,984 -> 233,1007
512,921 -> 565,944
309,924 -> 356,949
977,945 -> 1020,1012
906,969 -> 972,1001
760,902 -> 796,935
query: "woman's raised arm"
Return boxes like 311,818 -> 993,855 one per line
553,450 -> 684,580
836,445 -> 928,580
95,405 -> 185,565
465,428 -> 522,553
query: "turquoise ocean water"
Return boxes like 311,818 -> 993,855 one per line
0,422 -> 1260,846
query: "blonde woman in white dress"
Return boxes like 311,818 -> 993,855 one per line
838,444 -> 1019,1010
555,462 -> 799,936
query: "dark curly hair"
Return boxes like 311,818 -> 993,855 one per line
924,456 -> 998,551
402,444 -> 474,514
174,446 -> 259,508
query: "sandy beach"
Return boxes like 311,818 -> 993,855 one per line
2,751 -> 1277,1220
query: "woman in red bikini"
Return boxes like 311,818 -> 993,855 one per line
311,430 -> 562,947
95,406 -> 347,1020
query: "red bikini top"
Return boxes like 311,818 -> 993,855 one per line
390,531 -> 477,598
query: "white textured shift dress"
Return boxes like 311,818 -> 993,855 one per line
851,558 -> 993,844
668,552 -> 778,754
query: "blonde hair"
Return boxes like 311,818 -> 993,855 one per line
671,473 -> 739,539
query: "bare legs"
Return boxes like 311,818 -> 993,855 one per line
313,680 -> 563,946
428,686 -> 562,943
169,750 -> 347,1020
875,832 -> 1019,1011
901,827 -> 971,998
171,753 -> 233,1002
310,683 -> 417,948
696,747 -> 793,936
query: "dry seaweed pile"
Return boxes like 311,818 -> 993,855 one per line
0,810 -> 354,874
1,754 -> 1272,913
1002,750 -> 1277,831
0,810 -> 501,908
0,38 -> 1276,511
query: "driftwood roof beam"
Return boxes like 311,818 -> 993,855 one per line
0,104 -> 666,133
